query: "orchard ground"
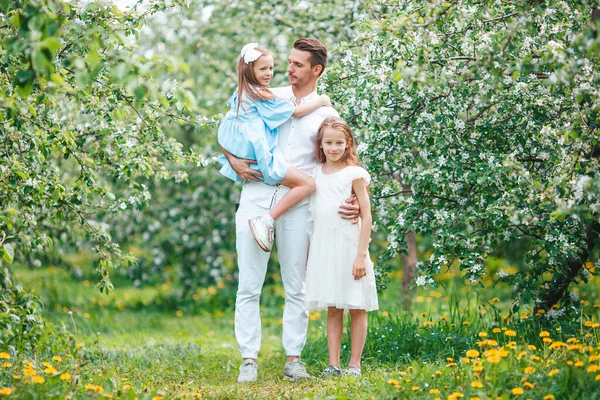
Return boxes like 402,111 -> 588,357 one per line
1,261 -> 599,399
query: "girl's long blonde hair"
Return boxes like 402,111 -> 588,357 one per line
237,46 -> 273,112
315,117 -> 361,166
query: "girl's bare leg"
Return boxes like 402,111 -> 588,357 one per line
327,307 -> 344,368
348,309 -> 367,369
269,167 -> 315,220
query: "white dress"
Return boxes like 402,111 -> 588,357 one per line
305,165 -> 379,312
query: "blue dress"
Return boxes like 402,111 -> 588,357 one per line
217,90 -> 294,185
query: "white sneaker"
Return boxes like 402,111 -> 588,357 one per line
284,359 -> 311,381
237,360 -> 258,383
248,216 -> 274,252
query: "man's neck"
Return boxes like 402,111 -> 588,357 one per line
292,82 -> 318,103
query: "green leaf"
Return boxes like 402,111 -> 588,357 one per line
41,37 -> 62,54
179,61 -> 191,75
2,243 -> 15,264
134,85 -> 147,102
86,49 -> 101,69
31,48 -> 48,73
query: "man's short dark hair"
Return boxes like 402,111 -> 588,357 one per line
293,38 -> 328,76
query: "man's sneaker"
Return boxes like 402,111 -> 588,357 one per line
248,216 -> 274,252
345,365 -> 362,377
283,359 -> 311,381
321,364 -> 342,378
237,360 -> 258,383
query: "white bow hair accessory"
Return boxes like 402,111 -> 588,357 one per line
241,43 -> 263,64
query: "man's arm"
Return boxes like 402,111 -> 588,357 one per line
221,147 -> 263,182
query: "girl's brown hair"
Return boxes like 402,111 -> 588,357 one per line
237,46 -> 273,112
315,117 -> 361,166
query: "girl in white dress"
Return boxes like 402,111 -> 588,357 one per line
305,117 -> 378,378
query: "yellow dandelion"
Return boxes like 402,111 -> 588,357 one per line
549,341 -> 565,350
424,321 -> 434,327
60,372 -> 71,380
123,384 -> 132,391
0,388 -> 12,396
466,350 -> 480,358
411,386 -> 420,391
478,332 -> 488,337
23,367 -> 36,376
32,375 -> 45,384
2,363 -> 11,368
474,366 -> 484,372
486,355 -> 501,363
524,366 -> 536,374
487,340 -> 499,346
539,331 -> 550,337
44,367 -> 58,375
587,365 -> 598,373
548,369 -> 559,376
76,343 -> 84,350
175,310 -> 183,317
516,351 -> 526,360
575,361 -> 584,367
382,311 -> 389,317
387,379 -> 399,385
492,327 -> 501,333
42,362 -> 52,368
447,362 -> 458,367
65,395 -> 71,399
542,395 -> 555,400
435,370 -> 442,375
0,353 -> 10,359
429,389 -> 440,394
543,338 -> 553,343
52,356 -> 62,362
524,382 -> 534,389
471,381 -> 483,388
463,321 -> 470,326
504,330 -> 517,337
511,387 -> 524,395
448,392 -> 464,400
528,345 -> 537,351
152,396 -> 164,400
596,374 -> 600,381
12,375 -> 21,380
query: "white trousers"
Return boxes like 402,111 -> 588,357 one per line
234,187 -> 310,359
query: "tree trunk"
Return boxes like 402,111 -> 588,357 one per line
401,230 -> 417,310
398,182 -> 417,310
535,221 -> 600,312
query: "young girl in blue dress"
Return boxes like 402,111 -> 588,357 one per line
218,43 -> 331,252
305,117 -> 378,378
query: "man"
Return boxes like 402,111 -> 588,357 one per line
222,38 -> 358,383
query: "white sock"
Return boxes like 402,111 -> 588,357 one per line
261,214 -> 274,228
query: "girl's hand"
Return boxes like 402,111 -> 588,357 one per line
320,94 -> 331,107
352,255 -> 367,280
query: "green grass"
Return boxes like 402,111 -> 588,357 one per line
1,265 -> 599,399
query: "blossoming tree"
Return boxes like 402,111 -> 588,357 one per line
324,0 -> 599,312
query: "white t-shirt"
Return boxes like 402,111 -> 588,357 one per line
241,86 -> 339,209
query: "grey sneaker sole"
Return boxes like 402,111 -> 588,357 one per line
248,219 -> 271,252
